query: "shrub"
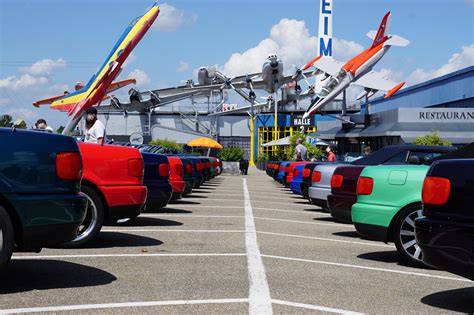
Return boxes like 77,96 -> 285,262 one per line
218,147 -> 244,161
149,138 -> 183,150
412,131 -> 452,147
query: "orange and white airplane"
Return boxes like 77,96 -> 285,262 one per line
302,11 -> 409,119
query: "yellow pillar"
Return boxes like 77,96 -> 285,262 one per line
249,115 -> 255,166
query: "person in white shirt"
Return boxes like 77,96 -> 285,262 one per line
35,119 -> 54,133
84,107 -> 106,145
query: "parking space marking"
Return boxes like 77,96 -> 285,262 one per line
156,205 -> 243,209
0,298 -> 249,314
257,231 -> 392,248
12,253 -> 247,260
253,207 -> 330,216
243,178 -> 273,315
102,229 -> 246,233
254,217 -> 348,228
262,254 -> 471,282
272,299 -> 364,315
145,214 -> 244,219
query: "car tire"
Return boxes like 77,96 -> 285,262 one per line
63,185 -> 104,248
393,203 -> 427,267
0,206 -> 14,272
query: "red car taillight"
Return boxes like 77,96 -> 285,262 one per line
279,165 -> 284,171
197,163 -> 203,171
174,164 -> 183,177
357,176 -> 374,195
206,162 -> 210,169
422,176 -> 451,205
293,169 -> 299,177
302,169 -> 311,178
312,171 -> 322,183
56,152 -> 83,181
284,166 -> 290,174
331,174 -> 344,189
186,164 -> 192,174
128,158 -> 144,178
159,164 -> 170,177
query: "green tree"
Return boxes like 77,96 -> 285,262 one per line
56,125 -> 65,134
218,147 -> 244,161
412,131 -> 452,147
0,114 -> 13,127
149,138 -> 183,150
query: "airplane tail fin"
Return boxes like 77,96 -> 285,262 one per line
368,12 -> 410,47
371,11 -> 391,47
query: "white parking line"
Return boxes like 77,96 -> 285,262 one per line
12,253 -> 247,260
272,299 -> 364,315
0,298 -> 249,314
102,229 -> 245,233
262,254 -> 471,282
254,217 -> 348,228
252,207 -> 330,216
147,214 -> 244,218
243,178 -> 273,315
257,231 -> 392,248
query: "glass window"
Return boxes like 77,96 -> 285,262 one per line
383,151 -> 408,164
408,151 -> 443,163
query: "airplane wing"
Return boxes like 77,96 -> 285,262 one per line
309,57 -> 345,77
352,70 -> 399,92
280,70 -> 316,85
208,102 -> 268,116
106,78 -> 136,94
49,4 -> 160,122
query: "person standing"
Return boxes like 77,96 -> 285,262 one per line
326,146 -> 336,162
84,107 -> 106,145
35,119 -> 54,133
295,138 -> 308,161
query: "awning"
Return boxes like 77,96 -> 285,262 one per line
261,136 -> 290,147
311,122 -> 474,144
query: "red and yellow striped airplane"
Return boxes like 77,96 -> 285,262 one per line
33,3 -> 160,120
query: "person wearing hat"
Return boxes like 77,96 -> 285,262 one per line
84,107 -> 106,145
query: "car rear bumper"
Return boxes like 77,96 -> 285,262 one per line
100,185 -> 147,220
327,193 -> 356,223
290,180 -> 303,195
308,186 -> 331,201
9,193 -> 88,250
352,202 -> 399,241
145,183 -> 172,210
416,217 -> 474,280
170,180 -> 185,193
183,179 -> 194,196
300,182 -> 311,199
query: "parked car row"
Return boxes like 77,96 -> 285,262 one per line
266,143 -> 474,280
0,128 -> 222,270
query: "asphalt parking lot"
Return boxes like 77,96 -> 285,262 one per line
2,168 -> 473,314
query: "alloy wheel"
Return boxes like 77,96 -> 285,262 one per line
74,195 -> 97,242
398,208 -> 423,262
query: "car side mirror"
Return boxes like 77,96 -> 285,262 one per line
408,156 -> 421,165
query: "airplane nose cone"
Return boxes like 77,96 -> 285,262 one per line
270,60 -> 279,68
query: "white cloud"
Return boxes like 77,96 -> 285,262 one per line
177,61 -> 189,73
127,69 -> 150,87
0,74 -> 49,91
222,18 -> 363,77
0,98 -> 11,106
153,3 -> 196,32
7,108 -> 37,121
20,58 -> 66,75
123,52 -> 137,68
406,44 -> 474,85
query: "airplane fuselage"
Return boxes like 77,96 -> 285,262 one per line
306,41 -> 391,116
261,56 -> 284,94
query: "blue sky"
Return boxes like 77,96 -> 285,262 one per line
1,0 -> 473,128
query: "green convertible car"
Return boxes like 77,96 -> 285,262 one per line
352,164 -> 431,266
